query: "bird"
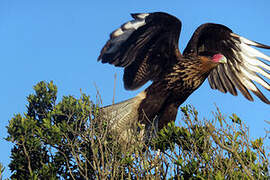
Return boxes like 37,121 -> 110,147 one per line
98,12 -> 270,143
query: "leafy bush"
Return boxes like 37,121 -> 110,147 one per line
4,81 -> 269,179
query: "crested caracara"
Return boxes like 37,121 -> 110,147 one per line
98,12 -> 270,142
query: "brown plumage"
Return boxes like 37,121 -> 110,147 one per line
98,12 -> 270,142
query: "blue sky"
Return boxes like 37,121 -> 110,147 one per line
1,0 -> 270,177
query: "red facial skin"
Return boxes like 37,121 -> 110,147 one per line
212,53 -> 224,63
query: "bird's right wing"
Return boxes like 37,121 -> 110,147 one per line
183,23 -> 270,104
98,12 -> 182,90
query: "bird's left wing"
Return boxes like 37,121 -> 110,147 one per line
98,12 -> 182,90
183,23 -> 270,104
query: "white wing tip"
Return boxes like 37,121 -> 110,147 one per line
110,15 -> 147,39
111,28 -> 124,37
132,13 -> 149,19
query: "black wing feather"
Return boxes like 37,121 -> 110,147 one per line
184,23 -> 270,104
98,12 -> 182,90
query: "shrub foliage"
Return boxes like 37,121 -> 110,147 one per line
5,81 -> 269,179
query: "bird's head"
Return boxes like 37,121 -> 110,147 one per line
199,52 -> 227,67
197,52 -> 227,75
211,53 -> 227,64
199,51 -> 227,64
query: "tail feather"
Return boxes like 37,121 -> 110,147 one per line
101,97 -> 139,131
100,91 -> 147,143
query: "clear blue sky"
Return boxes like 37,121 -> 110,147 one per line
1,0 -> 270,178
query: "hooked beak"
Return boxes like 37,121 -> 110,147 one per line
219,55 -> 227,64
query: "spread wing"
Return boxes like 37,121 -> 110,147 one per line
183,23 -> 270,104
98,12 -> 182,90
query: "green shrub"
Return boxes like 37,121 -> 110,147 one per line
5,81 -> 269,179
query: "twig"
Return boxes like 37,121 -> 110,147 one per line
113,73 -> 117,104
22,141 -> 33,176
207,123 -> 253,180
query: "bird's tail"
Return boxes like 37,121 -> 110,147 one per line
100,91 -> 151,144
